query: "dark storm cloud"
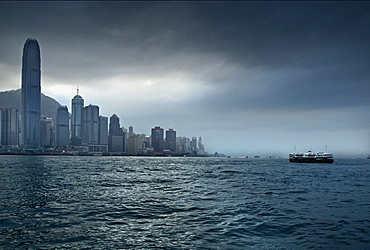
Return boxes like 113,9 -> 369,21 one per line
1,2 -> 369,101
2,2 -> 369,78
1,1 -> 369,155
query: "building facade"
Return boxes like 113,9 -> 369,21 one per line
108,114 -> 124,152
71,89 -> 84,145
40,116 -> 53,148
198,136 -> 205,154
99,115 -> 108,146
0,108 -> 20,147
21,38 -> 41,149
165,128 -> 177,152
128,125 -> 134,137
55,106 -> 69,148
127,134 -> 140,153
151,126 -> 164,152
177,136 -> 190,153
81,104 -> 99,145
190,136 -> 197,153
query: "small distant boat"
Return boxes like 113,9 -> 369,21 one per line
289,151 -> 334,163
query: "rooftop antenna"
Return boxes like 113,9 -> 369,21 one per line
77,86 -> 79,95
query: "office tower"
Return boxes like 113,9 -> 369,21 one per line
0,108 -> 20,147
198,136 -> 205,154
99,116 -> 108,145
21,38 -> 41,149
128,125 -> 134,137
127,134 -> 140,153
165,128 -> 177,152
122,127 -> 127,152
81,104 -> 99,145
141,134 -> 151,149
71,88 -> 84,145
40,116 -> 53,148
109,114 -> 121,135
151,126 -> 164,152
108,114 -> 124,152
177,136 -> 189,153
191,136 -> 197,153
55,106 -> 69,148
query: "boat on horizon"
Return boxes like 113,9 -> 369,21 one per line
289,151 -> 334,163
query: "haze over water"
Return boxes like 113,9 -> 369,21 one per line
1,156 -> 369,249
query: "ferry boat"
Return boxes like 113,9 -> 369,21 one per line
289,151 -> 334,163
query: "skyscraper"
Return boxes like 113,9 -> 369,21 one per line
109,114 -> 121,136
81,104 -> 99,145
190,136 -> 197,153
165,128 -> 177,152
21,38 -> 41,149
108,114 -> 124,152
99,115 -> 108,145
127,134 -> 140,153
71,88 -> 84,145
40,116 -> 53,148
151,126 -> 164,152
55,106 -> 69,148
128,125 -> 134,137
0,108 -> 20,147
198,136 -> 205,154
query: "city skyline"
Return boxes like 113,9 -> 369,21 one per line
1,2 -> 369,157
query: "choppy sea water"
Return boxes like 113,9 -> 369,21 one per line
0,156 -> 369,249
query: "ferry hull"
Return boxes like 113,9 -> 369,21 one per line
289,158 -> 334,163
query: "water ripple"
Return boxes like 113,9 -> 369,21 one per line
0,156 -> 369,248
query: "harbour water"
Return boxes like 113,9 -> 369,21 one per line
0,156 -> 369,249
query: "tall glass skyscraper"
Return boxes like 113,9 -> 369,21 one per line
108,114 -> 124,152
99,115 -> 108,145
71,88 -> 84,145
0,108 -> 20,147
151,126 -> 164,152
81,104 -> 99,145
165,128 -> 177,152
55,106 -> 70,148
22,38 -> 41,149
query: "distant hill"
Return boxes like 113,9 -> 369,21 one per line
0,89 -> 61,119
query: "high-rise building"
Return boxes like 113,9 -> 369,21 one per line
55,106 -> 69,148
21,38 -> 41,149
198,136 -> 205,154
0,108 -> 20,147
128,125 -> 134,137
151,126 -> 164,152
140,134 -> 151,149
109,114 -> 121,136
99,116 -> 108,145
71,88 -> 84,145
122,127 -> 127,152
177,136 -> 190,153
81,104 -> 99,145
165,128 -> 177,152
190,136 -> 197,153
127,134 -> 140,153
108,114 -> 124,152
40,116 -> 53,148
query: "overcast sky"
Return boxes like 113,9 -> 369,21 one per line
1,1 -> 369,157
